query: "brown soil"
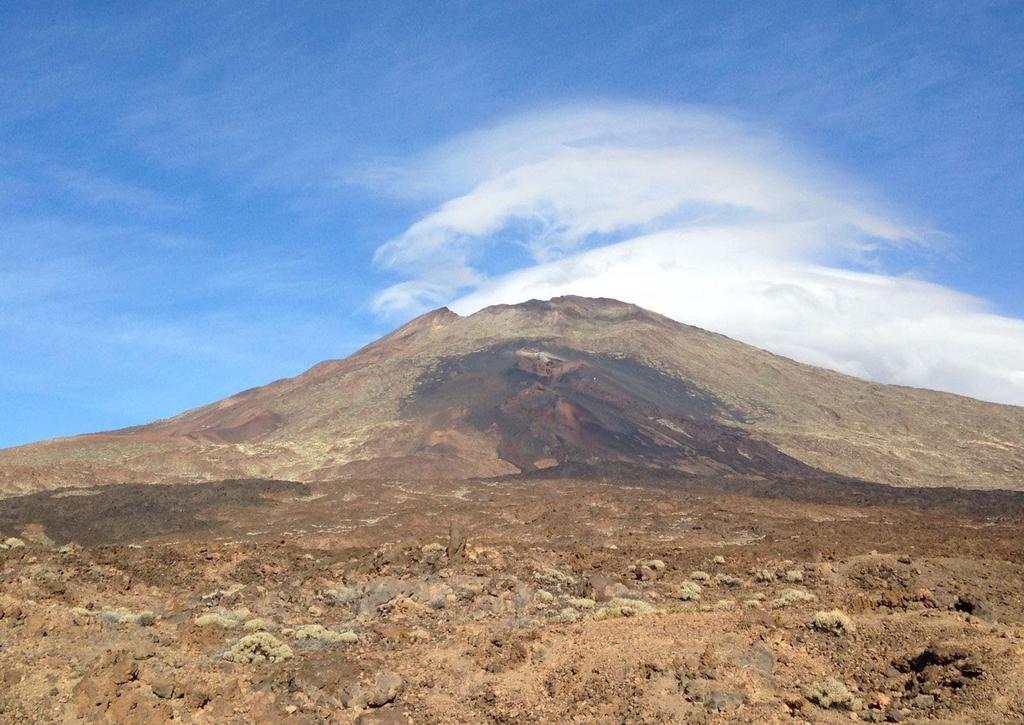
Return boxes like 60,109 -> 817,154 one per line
2,475 -> 1023,723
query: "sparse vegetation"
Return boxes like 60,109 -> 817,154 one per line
713,555 -> 726,565
535,568 -> 575,586
784,569 -> 804,583
558,607 -> 579,622
99,608 -> 155,626
1,537 -> 25,550
804,678 -> 862,710
812,609 -> 856,635
675,581 -> 702,601
753,569 -> 775,583
222,632 -> 293,664
243,618 -> 274,632
689,570 -> 710,581
195,612 -> 241,629
594,598 -> 660,620
771,588 -> 817,608
714,573 -> 743,588
292,624 -> 358,643
323,586 -> 359,604
568,597 -> 595,609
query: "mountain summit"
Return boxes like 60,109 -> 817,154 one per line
1,296 -> 1022,495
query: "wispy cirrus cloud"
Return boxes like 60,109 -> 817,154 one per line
366,103 -> 1024,406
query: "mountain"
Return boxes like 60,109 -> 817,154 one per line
1,296 -> 1022,495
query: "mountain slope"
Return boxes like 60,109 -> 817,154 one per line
1,296 -> 1022,495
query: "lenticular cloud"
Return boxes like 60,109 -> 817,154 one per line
367,103 -> 1024,406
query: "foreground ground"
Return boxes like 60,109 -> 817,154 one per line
1,476 -> 1023,723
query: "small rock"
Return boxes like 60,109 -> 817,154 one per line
150,678 -> 174,699
366,672 -> 404,707
952,594 -> 993,620
634,559 -> 666,581
734,645 -> 775,674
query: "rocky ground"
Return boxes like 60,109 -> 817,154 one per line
1,476 -> 1023,723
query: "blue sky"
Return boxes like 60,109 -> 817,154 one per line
1,1 -> 1023,447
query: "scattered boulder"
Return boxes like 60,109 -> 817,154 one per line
588,574 -> 632,602
366,672 -> 404,707
895,644 -> 984,696
734,644 -> 776,674
633,559 -> 666,581
683,678 -> 748,711
149,677 -> 175,699
343,672 -> 405,708
953,593 -> 993,620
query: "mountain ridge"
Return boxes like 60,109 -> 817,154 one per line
1,296 -> 1022,495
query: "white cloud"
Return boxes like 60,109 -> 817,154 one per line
367,103 -> 1024,406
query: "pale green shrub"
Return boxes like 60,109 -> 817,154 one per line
195,613 -> 241,629
568,597 -> 596,610
771,588 -> 817,608
222,632 -> 293,663
675,581 -> 702,601
804,679 -> 862,710
292,624 -> 358,643
594,598 -> 660,620
812,609 -> 856,635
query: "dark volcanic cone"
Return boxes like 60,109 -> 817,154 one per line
403,341 -> 825,477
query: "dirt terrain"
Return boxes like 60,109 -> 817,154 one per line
2,474 -> 1023,723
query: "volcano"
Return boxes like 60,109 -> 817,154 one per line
1,296 -> 1022,495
